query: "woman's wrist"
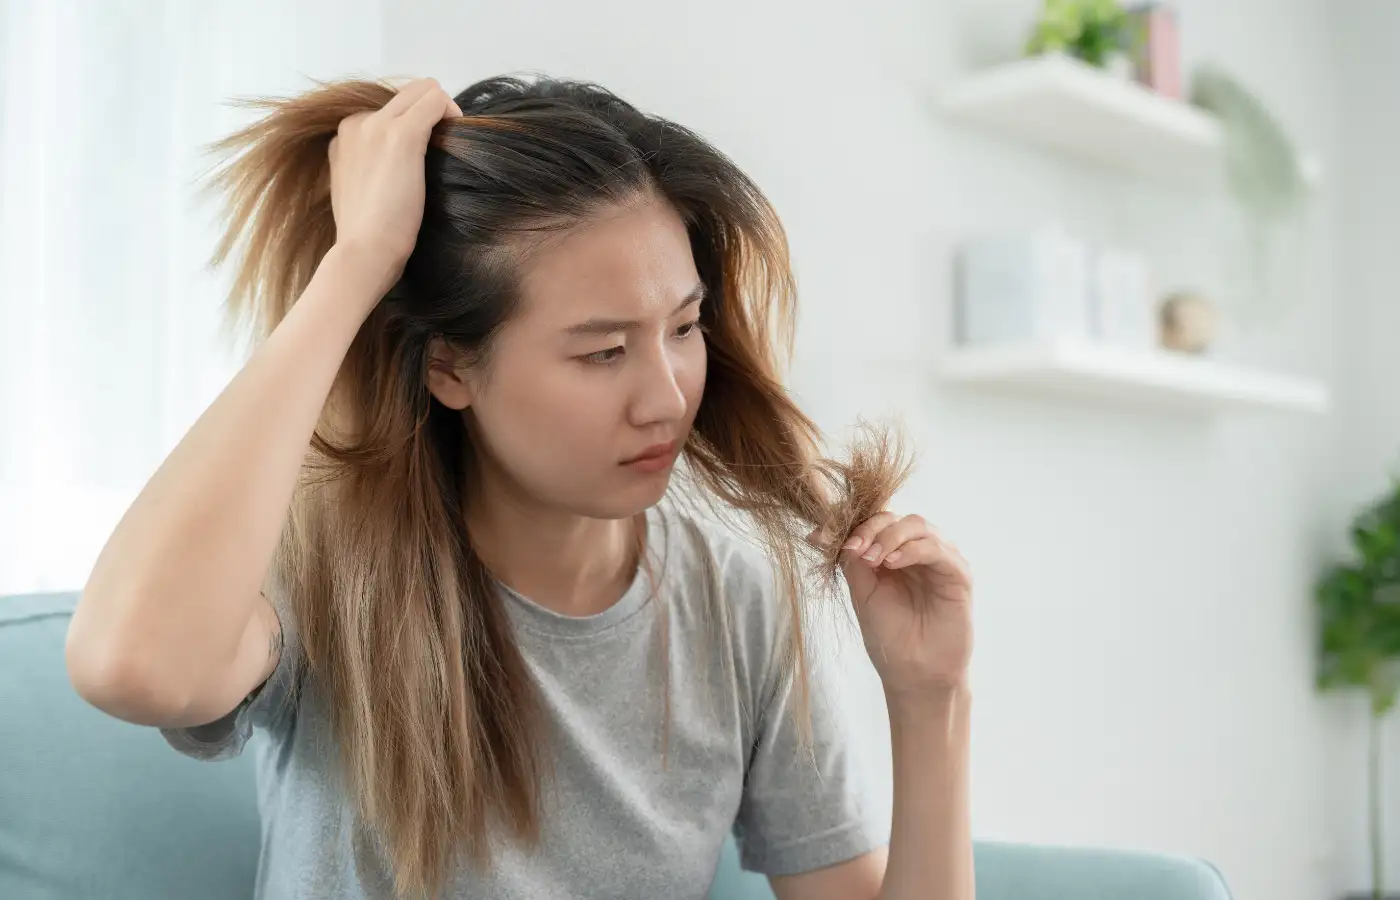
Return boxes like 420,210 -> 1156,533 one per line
885,682 -> 972,730
322,241 -> 405,314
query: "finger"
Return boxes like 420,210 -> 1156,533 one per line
902,523 -> 967,567
447,97 -> 463,117
836,546 -> 879,604
402,83 -> 458,135
891,534 -> 969,577
382,77 -> 440,117
925,527 -> 969,571
336,110 -> 373,138
842,510 -> 900,559
855,512 -> 926,566
883,540 -> 973,596
881,535 -> 957,570
862,514 -> 932,567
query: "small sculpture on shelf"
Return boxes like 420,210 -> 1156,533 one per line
1158,291 -> 1220,354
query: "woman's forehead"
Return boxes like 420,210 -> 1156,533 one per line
513,198 -> 700,326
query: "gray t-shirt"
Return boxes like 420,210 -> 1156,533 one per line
161,505 -> 885,899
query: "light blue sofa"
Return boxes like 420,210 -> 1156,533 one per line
1,591 -> 1235,899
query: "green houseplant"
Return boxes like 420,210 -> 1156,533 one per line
1025,0 -> 1131,69
1318,473 -> 1400,900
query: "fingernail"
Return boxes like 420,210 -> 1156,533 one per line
884,550 -> 902,565
862,543 -> 882,562
842,537 -> 863,552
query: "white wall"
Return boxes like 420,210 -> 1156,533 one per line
1324,1 -> 1400,894
281,1 -> 1368,897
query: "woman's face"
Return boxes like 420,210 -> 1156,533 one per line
429,195 -> 708,519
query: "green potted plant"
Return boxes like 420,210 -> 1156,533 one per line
1026,0 -> 1132,72
1317,473 -> 1400,900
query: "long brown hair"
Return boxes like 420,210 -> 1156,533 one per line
206,75 -> 910,899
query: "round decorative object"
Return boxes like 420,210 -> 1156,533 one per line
1159,291 -> 1219,353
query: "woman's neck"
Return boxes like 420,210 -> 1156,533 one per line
464,477 -> 643,618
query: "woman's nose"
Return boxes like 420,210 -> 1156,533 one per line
630,348 -> 689,425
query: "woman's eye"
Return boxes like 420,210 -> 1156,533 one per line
582,322 -> 701,365
583,346 -> 625,365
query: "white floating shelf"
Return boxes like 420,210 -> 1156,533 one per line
942,54 -> 1320,188
942,340 -> 1329,415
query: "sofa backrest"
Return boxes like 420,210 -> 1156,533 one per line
0,591 -> 785,900
1,591 -> 1239,900
0,591 -> 262,900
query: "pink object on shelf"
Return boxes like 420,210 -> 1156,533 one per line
1127,3 -> 1182,100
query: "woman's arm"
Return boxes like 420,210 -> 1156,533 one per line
880,686 -> 974,899
66,78 -> 462,728
67,246 -> 391,727
768,687 -> 972,900
775,511 -> 976,900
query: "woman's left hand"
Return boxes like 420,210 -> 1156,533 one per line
816,512 -> 974,698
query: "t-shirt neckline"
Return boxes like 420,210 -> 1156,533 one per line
497,507 -> 664,638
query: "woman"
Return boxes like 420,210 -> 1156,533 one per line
66,75 -> 973,900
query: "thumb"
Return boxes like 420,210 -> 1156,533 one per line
839,549 -> 879,606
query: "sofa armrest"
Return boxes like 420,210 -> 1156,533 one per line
974,841 -> 1233,900
707,838 -> 1233,900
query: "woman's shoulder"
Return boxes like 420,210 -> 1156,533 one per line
650,504 -> 818,719
650,503 -> 792,630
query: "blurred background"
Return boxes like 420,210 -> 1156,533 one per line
1,1 -> 1398,899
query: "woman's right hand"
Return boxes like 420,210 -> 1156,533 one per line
328,77 -> 462,292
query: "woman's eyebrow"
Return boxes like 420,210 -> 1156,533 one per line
563,283 -> 707,336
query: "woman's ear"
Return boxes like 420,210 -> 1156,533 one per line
425,337 -> 474,410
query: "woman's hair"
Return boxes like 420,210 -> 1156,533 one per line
206,74 -> 910,899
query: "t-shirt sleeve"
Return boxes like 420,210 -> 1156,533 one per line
731,643 -> 889,877
159,589 -> 300,762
